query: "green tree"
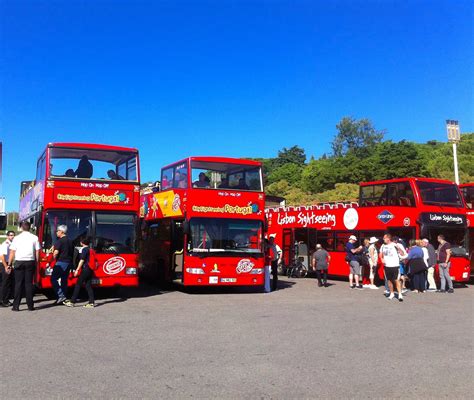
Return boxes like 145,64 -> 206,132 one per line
332,117 -> 385,157
273,145 -> 306,168
267,163 -> 303,186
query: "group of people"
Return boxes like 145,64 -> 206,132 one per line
0,222 -> 96,311
52,155 -> 124,180
336,233 -> 453,302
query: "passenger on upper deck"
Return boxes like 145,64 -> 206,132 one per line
75,155 -> 93,179
64,169 -> 75,177
193,172 -> 210,188
107,170 -> 124,180
218,177 -> 229,189
175,171 -> 187,188
235,178 -> 249,190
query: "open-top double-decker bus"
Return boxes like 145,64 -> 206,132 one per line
266,178 -> 470,283
19,142 -> 141,290
140,156 -> 265,287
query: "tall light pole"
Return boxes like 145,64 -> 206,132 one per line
446,120 -> 461,185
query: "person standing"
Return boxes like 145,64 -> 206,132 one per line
406,240 -> 427,293
367,237 -> 379,289
0,231 -> 15,307
268,236 -> 279,292
64,237 -> 96,308
312,244 -> 330,287
380,234 -> 403,302
345,235 -> 363,289
437,234 -> 454,293
8,222 -> 40,311
74,155 -> 93,178
263,238 -> 272,293
50,225 -> 74,303
422,238 -> 437,292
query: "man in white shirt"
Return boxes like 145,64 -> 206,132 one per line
380,233 -> 403,302
0,230 -> 16,306
8,221 -> 40,311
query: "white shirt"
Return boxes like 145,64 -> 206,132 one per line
10,231 -> 40,261
380,243 -> 400,267
0,239 -> 12,262
422,247 -> 429,268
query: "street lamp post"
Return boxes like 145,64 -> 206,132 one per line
446,120 -> 461,185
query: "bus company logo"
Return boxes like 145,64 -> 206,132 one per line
343,208 -> 359,230
56,192 -> 127,204
172,194 -> 181,212
377,210 -> 395,224
103,256 -> 126,275
236,259 -> 254,274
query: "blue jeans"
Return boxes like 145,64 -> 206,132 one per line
51,261 -> 70,299
264,265 -> 271,293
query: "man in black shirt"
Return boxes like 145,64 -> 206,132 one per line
75,155 -> 93,178
50,225 -> 73,303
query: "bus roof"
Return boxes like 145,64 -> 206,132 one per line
161,156 -> 261,170
360,177 -> 457,186
459,183 -> 474,188
48,142 -> 138,153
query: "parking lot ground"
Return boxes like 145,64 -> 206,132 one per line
1,276 -> 473,399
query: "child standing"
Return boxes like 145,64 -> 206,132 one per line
64,237 -> 95,308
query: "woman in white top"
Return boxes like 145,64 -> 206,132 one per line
367,237 -> 379,289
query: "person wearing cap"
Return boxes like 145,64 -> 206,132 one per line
421,238 -> 437,291
345,235 -> 364,289
312,244 -> 330,287
380,233 -> 403,302
8,221 -> 40,311
50,224 -> 74,304
367,237 -> 379,289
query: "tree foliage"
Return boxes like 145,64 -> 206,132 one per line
332,117 -> 385,157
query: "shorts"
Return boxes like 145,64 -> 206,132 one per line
384,266 -> 400,282
399,263 -> 405,275
349,260 -> 361,275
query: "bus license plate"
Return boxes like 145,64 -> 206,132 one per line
209,276 -> 218,284
221,278 -> 236,283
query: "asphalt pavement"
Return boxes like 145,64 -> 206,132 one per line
1,277 -> 473,399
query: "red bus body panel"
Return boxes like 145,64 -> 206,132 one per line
459,183 -> 474,275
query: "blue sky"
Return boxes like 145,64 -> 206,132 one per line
0,0 -> 472,211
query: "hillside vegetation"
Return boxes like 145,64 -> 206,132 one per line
256,117 -> 473,205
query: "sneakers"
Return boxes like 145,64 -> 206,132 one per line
83,303 -> 95,308
438,290 -> 446,293
388,293 -> 395,300
426,288 -> 437,292
57,297 -> 66,304
356,285 -> 364,290
447,288 -> 454,293
369,285 -> 379,290
63,300 -> 74,307
350,284 -> 356,289
362,284 -> 371,288
398,294 -> 404,302
401,288 -> 408,294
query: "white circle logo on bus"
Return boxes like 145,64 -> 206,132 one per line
103,256 -> 126,275
172,193 -> 181,212
236,259 -> 254,274
343,208 -> 359,230
403,217 -> 410,227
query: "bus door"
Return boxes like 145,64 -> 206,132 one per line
171,220 -> 184,282
282,229 -> 293,267
387,227 -> 415,248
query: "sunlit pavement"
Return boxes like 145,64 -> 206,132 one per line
1,276 -> 472,399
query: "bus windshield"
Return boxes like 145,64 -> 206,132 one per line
42,211 -> 137,253
190,161 -> 262,191
49,147 -> 138,181
416,181 -> 463,207
188,218 -> 263,255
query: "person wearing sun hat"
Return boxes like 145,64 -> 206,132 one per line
367,237 -> 379,289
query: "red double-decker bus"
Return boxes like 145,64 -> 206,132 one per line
266,177 -> 470,283
19,143 -> 141,290
140,157 -> 265,286
459,183 -> 474,275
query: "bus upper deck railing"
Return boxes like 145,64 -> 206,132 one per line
265,201 -> 359,213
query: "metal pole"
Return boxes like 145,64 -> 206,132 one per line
452,142 -> 460,185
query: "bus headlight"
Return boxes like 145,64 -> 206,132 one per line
125,267 -> 137,275
186,268 -> 205,274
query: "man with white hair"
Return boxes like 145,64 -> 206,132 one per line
421,238 -> 437,291
312,244 -> 330,287
50,224 -> 73,303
